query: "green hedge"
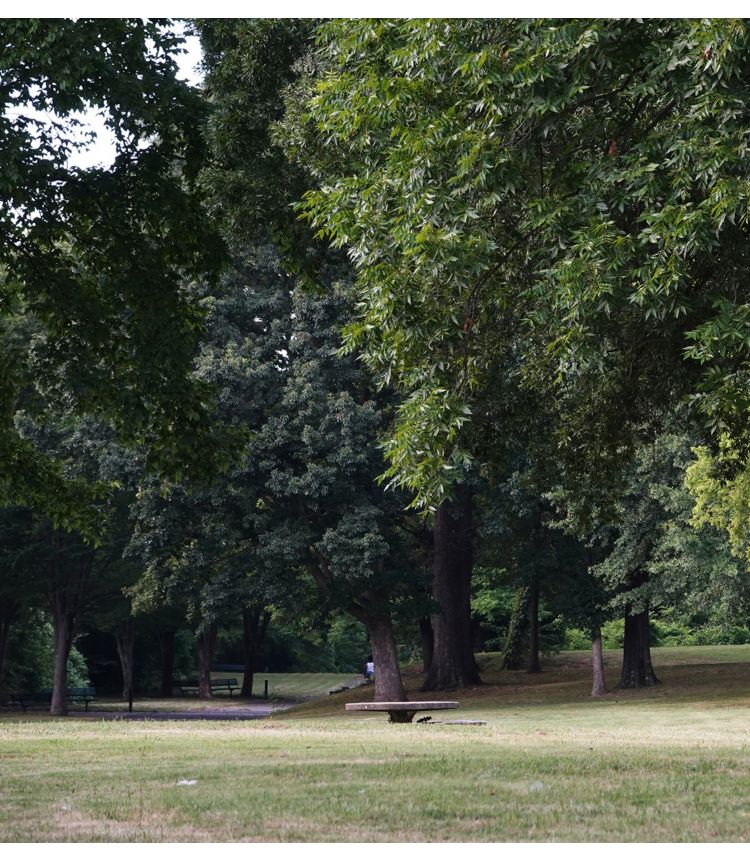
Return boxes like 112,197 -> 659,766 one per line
562,620 -> 750,650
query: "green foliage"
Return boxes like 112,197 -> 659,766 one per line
0,19 -> 226,527
562,627 -> 593,651
564,619 -> 750,649
686,438 -> 750,566
281,19 -> 750,507
4,614 -> 89,692
197,19 -> 321,273
324,614 -> 370,673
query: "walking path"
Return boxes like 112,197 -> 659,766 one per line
80,700 -> 298,721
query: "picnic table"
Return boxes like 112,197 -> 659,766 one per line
345,700 -> 459,723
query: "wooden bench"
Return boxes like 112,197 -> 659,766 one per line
180,678 -> 239,697
345,701 -> 459,723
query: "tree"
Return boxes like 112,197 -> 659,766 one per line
1,19 -> 225,527
7,415 -> 141,713
0,508 -> 37,690
421,486 -> 481,689
290,19 -> 750,510
248,281 -> 426,703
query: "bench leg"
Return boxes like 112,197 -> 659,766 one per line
388,710 -> 416,723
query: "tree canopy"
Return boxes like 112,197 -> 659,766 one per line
290,19 -> 750,508
1,19 -> 225,527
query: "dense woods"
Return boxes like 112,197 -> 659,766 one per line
4,18 -> 750,715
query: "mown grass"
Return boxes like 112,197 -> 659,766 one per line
2,646 -> 750,842
72,672 -> 359,714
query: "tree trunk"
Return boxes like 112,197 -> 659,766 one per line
159,630 -> 175,697
115,618 -> 136,702
418,616 -> 434,675
422,487 -> 481,691
241,607 -> 270,698
591,625 -> 606,697
366,614 -> 406,702
501,586 -> 530,670
619,605 -> 659,688
196,623 -> 218,699
0,612 -> 13,690
526,577 -> 541,673
50,601 -> 74,716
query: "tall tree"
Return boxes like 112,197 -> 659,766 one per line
1,19 -> 225,527
291,19 -> 750,511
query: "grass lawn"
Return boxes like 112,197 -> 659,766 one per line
72,673 -> 360,714
210,671 -> 360,700
2,646 -> 750,841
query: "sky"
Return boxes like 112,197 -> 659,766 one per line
66,28 -> 203,170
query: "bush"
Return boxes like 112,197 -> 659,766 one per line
691,625 -> 750,645
3,611 -> 89,694
562,628 -> 592,650
560,619 -> 750,650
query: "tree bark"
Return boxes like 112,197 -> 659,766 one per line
501,586 -> 530,670
306,554 -> 408,703
0,611 -> 13,690
591,625 -> 606,697
241,607 -> 270,697
418,616 -> 434,675
526,577 -> 541,673
196,623 -> 218,699
50,600 -> 74,716
115,618 -> 136,702
422,487 -> 481,691
619,602 -> 659,689
159,629 -> 175,697
366,614 -> 406,702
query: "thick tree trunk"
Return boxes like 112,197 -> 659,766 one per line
241,607 -> 270,698
366,614 -> 406,702
591,625 -> 606,697
418,616 -> 434,675
159,630 -> 175,698
526,577 -> 541,673
0,612 -> 13,690
115,618 -> 136,702
422,487 -> 481,691
501,586 -> 530,670
196,623 -> 218,699
619,604 -> 659,689
50,602 -> 74,716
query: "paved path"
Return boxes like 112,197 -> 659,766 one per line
80,700 -> 296,721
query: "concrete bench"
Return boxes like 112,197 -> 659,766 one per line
345,701 -> 459,723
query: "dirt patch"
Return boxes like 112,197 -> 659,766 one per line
51,803 -> 219,842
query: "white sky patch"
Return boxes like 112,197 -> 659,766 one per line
9,27 -> 204,172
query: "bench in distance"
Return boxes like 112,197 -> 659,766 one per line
180,678 -> 239,696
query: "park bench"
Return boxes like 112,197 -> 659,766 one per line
180,678 -> 239,697
10,686 -> 96,712
345,700 -> 459,723
67,686 -> 96,710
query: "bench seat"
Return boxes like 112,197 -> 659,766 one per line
180,678 -> 239,696
10,687 -> 96,712
346,701 -> 459,723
